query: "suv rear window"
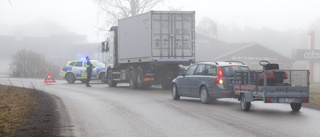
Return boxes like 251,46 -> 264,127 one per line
221,66 -> 250,77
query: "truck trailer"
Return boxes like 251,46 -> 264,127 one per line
101,11 -> 196,89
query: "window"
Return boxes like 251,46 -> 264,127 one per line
222,66 -> 250,77
75,61 -> 83,67
91,60 -> 105,67
68,62 -> 76,66
206,65 -> 217,76
194,64 -> 206,75
185,65 -> 197,75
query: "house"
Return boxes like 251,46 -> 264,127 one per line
196,33 -> 292,70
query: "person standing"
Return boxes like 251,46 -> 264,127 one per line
86,56 -> 93,87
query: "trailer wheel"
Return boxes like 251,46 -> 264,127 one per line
290,103 -> 302,112
200,86 -> 210,104
240,94 -> 251,111
107,69 -> 117,87
129,71 -> 137,89
172,83 -> 180,100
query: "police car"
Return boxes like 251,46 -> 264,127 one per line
61,59 -> 107,84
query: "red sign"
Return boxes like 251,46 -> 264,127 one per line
44,73 -> 56,83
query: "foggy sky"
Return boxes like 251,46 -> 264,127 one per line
1,0 -> 319,43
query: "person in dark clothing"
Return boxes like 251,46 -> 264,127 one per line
86,56 -> 93,87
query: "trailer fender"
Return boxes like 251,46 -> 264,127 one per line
240,92 -> 253,102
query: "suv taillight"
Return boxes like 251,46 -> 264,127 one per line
215,66 -> 223,84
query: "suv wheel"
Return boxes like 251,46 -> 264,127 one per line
100,72 -> 107,84
66,73 -> 76,84
200,86 -> 210,104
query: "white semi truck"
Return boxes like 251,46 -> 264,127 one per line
101,11 -> 195,89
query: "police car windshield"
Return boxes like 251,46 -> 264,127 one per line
90,60 -> 105,67
221,66 -> 249,77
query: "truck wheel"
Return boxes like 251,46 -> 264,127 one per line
240,94 -> 251,111
107,69 -> 117,87
200,86 -> 210,104
129,71 -> 137,89
290,103 -> 302,112
172,83 -> 180,100
136,67 -> 144,88
66,73 -> 76,84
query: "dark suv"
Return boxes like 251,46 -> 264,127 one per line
171,61 -> 250,103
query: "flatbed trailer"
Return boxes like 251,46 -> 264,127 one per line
234,69 -> 310,111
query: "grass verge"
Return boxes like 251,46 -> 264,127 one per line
0,85 -> 38,136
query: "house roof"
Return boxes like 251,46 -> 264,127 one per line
195,33 -> 292,62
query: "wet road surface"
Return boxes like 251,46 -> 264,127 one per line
1,78 -> 320,137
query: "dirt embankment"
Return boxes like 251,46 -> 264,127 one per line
0,85 -> 60,136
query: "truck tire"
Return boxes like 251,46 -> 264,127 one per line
240,94 -> 251,111
200,86 -> 210,104
171,83 -> 180,100
136,67 -> 144,88
66,73 -> 76,84
290,103 -> 302,112
107,69 -> 117,87
129,71 -> 137,89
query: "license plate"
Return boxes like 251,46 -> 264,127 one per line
278,98 -> 295,103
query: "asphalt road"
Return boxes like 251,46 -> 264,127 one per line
1,78 -> 320,137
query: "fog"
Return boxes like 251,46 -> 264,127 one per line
1,0 -> 319,76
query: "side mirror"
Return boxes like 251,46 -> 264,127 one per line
178,69 -> 185,76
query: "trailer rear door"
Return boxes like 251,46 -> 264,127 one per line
151,11 -> 195,59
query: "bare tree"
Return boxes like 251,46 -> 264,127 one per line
95,0 -> 163,29
197,17 -> 218,38
8,0 -> 13,6
10,49 -> 59,78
